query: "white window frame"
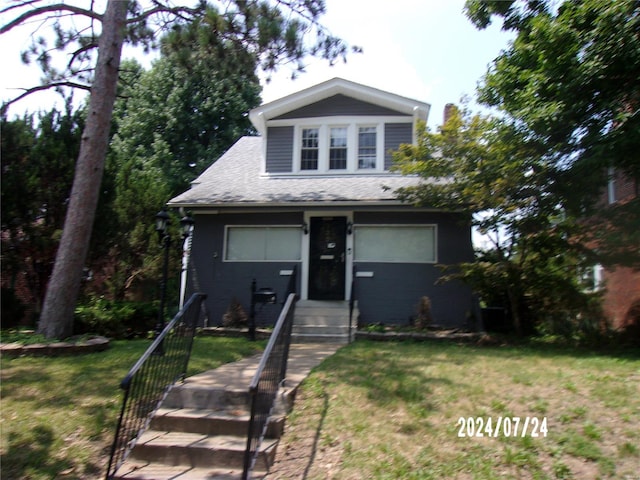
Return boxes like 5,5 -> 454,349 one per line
223,225 -> 302,262
357,125 -> 378,170
277,116 -> 402,174
353,224 -> 438,263
300,127 -> 320,171
329,125 -> 349,170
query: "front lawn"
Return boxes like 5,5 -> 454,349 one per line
270,340 -> 640,480
0,336 -> 265,480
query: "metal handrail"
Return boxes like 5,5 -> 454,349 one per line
242,293 -> 298,479
105,292 -> 206,479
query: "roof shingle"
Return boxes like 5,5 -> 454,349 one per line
169,136 -> 425,207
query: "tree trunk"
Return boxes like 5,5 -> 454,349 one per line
38,0 -> 128,339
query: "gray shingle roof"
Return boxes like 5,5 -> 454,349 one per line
168,136 -> 426,208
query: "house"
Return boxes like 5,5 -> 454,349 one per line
596,169 -> 640,331
168,78 -> 475,329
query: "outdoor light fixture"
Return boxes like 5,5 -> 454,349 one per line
152,208 -> 195,354
347,221 -> 353,235
302,222 -> 309,234
155,208 -> 170,239
180,213 -> 194,239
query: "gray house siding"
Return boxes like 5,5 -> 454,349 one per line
274,94 -> 410,119
265,126 -> 294,173
353,211 -> 474,328
384,123 -> 413,170
189,208 -> 473,329
189,212 -> 302,327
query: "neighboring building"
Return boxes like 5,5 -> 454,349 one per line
598,169 -> 640,330
169,78 -> 475,328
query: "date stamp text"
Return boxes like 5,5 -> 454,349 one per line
457,416 -> 548,438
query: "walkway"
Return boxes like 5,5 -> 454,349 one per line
181,343 -> 342,395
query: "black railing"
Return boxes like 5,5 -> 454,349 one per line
349,264 -> 357,343
242,292 -> 298,479
105,292 -> 206,480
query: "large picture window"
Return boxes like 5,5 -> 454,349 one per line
354,225 -> 436,263
225,226 -> 302,261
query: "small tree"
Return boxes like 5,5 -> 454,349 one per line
393,107 -> 603,336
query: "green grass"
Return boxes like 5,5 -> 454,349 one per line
0,336 -> 265,480
277,340 -> 640,479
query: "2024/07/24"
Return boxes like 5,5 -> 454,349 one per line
457,416 -> 548,438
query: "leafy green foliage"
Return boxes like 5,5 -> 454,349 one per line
105,31 -> 262,300
0,106 -> 85,319
392,107 -> 604,337
393,0 -> 639,337
74,297 -> 158,339
465,0 -> 640,246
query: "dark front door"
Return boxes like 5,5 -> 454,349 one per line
308,216 -> 347,300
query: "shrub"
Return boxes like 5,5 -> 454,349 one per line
222,297 -> 248,327
414,296 -> 434,330
74,297 -> 158,338
0,287 -> 27,328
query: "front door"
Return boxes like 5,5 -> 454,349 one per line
308,216 -> 347,300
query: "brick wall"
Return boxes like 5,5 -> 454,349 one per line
602,266 -> 640,329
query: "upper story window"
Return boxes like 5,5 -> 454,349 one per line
301,128 -> 319,170
329,127 -> 348,170
292,122 -> 385,173
358,126 -> 377,169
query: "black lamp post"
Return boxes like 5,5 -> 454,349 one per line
153,208 -> 194,354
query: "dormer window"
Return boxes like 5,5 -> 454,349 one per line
301,128 -> 319,170
329,127 -> 348,170
291,122 -> 385,174
358,126 -> 377,169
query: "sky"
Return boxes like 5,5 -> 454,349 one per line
0,0 -> 514,130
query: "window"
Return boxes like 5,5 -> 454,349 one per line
225,226 -> 302,261
354,225 -> 436,263
329,127 -> 348,169
301,128 -> 319,170
358,127 -> 377,169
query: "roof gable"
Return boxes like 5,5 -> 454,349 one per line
273,94 -> 409,120
250,78 -> 430,135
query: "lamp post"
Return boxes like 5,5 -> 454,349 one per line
153,208 -> 194,354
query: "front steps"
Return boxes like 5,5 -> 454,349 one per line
292,300 -> 357,344
112,360 -> 283,479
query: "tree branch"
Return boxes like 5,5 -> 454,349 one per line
126,4 -> 202,25
1,4 -> 102,35
2,82 -> 91,112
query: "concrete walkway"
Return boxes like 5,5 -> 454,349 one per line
180,343 -> 343,403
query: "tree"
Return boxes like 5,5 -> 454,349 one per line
392,107 -> 603,336
1,105 -> 84,322
464,0 -> 640,242
107,29 -> 262,300
2,0 -> 352,339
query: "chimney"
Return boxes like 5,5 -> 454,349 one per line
443,103 -> 456,125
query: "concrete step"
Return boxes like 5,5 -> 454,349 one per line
291,300 -> 357,343
163,385 -> 251,410
151,407 -> 284,438
291,332 -> 352,344
113,462 -> 264,479
128,430 -> 278,471
293,315 -> 352,326
292,324 -> 351,335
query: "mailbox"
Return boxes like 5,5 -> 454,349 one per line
253,288 -> 277,304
